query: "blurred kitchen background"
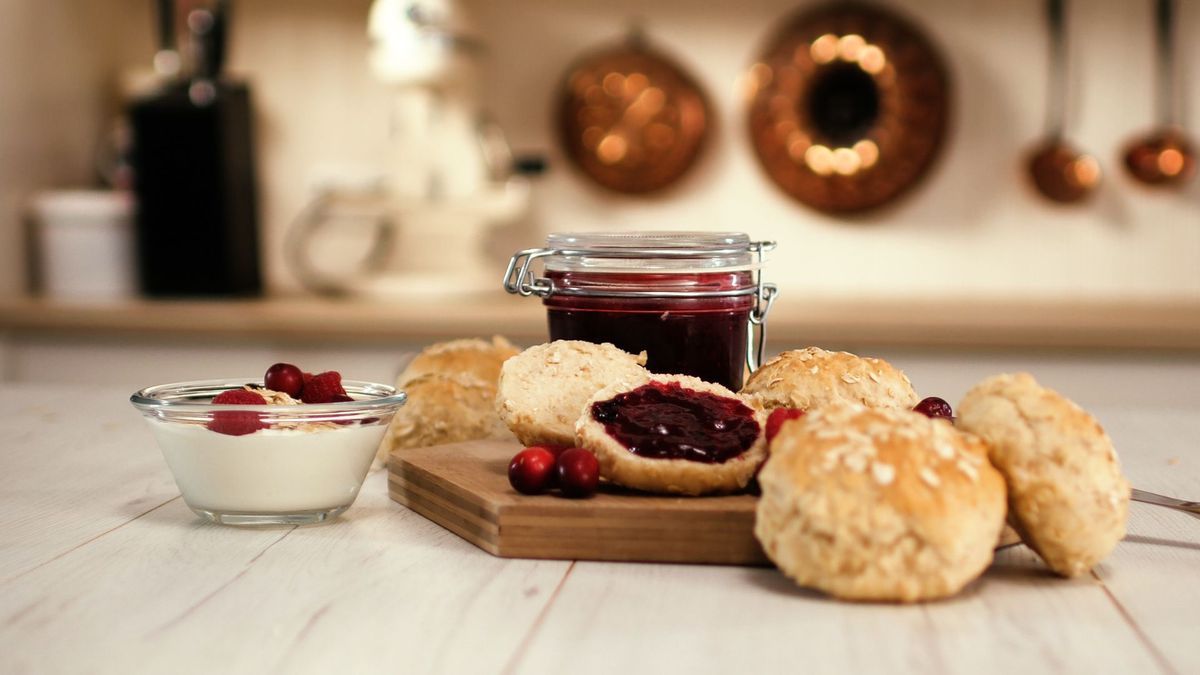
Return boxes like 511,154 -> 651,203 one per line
1,0 -> 1197,405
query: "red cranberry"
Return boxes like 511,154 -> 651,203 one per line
556,448 -> 600,499
914,396 -> 954,420
765,408 -> 806,443
508,447 -> 558,495
526,445 -> 569,460
264,362 -> 305,397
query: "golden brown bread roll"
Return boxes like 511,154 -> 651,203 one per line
379,336 -> 519,463
398,335 -> 520,386
741,347 -> 919,412
755,403 -> 1006,602
957,373 -> 1130,578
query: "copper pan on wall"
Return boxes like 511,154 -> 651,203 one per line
556,30 -> 712,195
745,3 -> 950,214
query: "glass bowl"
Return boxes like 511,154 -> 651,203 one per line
131,379 -> 406,526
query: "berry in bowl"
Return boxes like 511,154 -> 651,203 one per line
130,364 -> 406,526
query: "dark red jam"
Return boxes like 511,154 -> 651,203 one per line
545,270 -> 754,390
590,381 -> 760,464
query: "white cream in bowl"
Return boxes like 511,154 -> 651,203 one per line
148,420 -> 387,515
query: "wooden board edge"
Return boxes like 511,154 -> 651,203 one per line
390,453 -> 506,520
389,477 -> 503,556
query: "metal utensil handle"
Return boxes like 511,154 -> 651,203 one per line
1044,0 -> 1068,138
1154,0 -> 1177,126
1131,488 -> 1200,520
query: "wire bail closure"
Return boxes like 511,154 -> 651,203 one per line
746,240 -> 778,373
503,240 -> 778,373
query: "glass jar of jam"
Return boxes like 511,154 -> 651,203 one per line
503,232 -> 777,390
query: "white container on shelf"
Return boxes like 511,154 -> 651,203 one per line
31,190 -> 136,300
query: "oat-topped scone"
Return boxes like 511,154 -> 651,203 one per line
496,341 -> 649,447
383,372 -> 511,457
398,335 -> 520,386
755,403 -> 1006,602
576,374 -> 767,496
379,336 -> 520,463
741,347 -> 919,412
957,373 -> 1130,578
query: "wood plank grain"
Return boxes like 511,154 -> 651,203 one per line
511,549 -> 1166,675
0,384 -> 180,582
1086,407 -> 1200,673
0,470 -> 571,675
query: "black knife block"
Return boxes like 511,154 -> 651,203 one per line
129,82 -> 262,296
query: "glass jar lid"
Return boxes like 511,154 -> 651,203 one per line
543,231 -> 760,272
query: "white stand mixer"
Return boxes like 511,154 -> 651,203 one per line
286,0 -> 528,297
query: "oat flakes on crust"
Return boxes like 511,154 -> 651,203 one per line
575,374 -> 767,496
496,340 -> 649,447
378,372 -> 512,462
741,347 -> 919,412
957,372 -> 1130,578
398,335 -> 520,387
755,403 -> 1006,602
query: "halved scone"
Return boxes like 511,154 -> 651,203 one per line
497,340 -> 649,447
576,374 -> 766,496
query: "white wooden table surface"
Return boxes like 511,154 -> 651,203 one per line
0,382 -> 1197,675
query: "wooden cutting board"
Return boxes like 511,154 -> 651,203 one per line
387,440 -> 1023,565
387,439 -> 769,565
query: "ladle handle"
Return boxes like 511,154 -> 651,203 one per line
1131,488 -> 1200,520
1154,0 -> 1177,126
1044,0 -> 1067,138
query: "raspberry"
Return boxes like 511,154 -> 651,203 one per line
300,371 -> 347,403
212,389 -> 267,405
765,408 -> 806,443
208,389 -> 268,436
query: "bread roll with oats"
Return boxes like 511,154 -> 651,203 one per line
958,373 -> 1130,578
741,347 -> 918,412
398,335 -> 519,386
755,403 -> 1006,602
496,340 -> 649,447
381,373 -> 512,460
379,336 -> 519,463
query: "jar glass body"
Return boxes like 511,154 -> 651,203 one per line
544,270 -> 754,390
505,232 -> 773,391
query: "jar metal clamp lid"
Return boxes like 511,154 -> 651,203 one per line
502,232 -> 778,372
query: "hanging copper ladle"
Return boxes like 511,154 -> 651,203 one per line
1026,0 -> 1101,203
1121,0 -> 1196,186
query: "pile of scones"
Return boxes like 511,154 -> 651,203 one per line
382,337 -> 1131,603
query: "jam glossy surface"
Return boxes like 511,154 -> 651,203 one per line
590,381 -> 760,464
545,270 -> 754,390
